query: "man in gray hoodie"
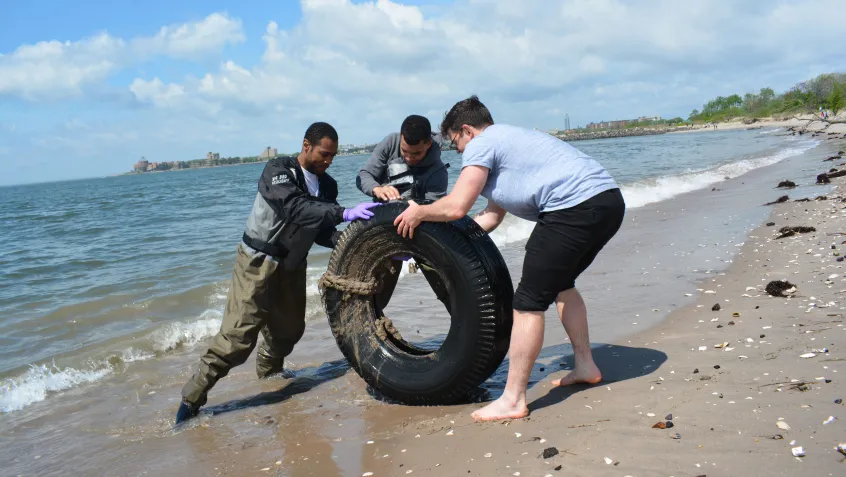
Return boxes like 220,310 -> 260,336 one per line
356,114 -> 451,313
356,114 -> 449,203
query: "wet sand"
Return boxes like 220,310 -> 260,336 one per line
3,132 -> 845,476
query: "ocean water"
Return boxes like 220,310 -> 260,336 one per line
0,127 -> 821,415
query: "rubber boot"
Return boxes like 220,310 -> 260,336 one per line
174,400 -> 200,425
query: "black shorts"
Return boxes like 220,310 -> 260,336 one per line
513,188 -> 625,312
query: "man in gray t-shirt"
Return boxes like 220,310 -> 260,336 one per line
395,96 -> 625,423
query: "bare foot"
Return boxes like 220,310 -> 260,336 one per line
471,396 -> 529,422
551,363 -> 602,387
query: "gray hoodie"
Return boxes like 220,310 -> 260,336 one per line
356,132 -> 449,203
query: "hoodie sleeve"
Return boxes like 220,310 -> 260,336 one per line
423,164 -> 449,201
356,134 -> 395,196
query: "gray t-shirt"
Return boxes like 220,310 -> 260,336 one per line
461,124 -> 618,222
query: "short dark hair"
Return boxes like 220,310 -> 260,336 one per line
439,95 -> 494,137
400,114 -> 433,145
304,122 -> 338,146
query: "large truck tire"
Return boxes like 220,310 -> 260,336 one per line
319,202 -> 513,405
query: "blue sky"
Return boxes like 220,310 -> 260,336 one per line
1,0 -> 845,186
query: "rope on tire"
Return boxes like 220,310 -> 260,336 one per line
318,271 -> 380,296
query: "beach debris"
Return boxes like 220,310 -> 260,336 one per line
823,416 -> 835,425
776,226 -> 816,239
542,447 -> 559,459
776,421 -> 791,431
666,413 -> 673,421
791,446 -> 805,457
836,398 -> 843,404
766,222 -> 776,226
603,457 -> 613,465
712,303 -> 721,311
665,421 -> 674,428
714,365 -> 721,370
714,342 -> 729,349
732,312 -> 740,317
698,346 -> 708,351
446,430 -> 454,436
363,473 -> 374,477
765,195 -> 789,205
514,432 -> 521,438
647,413 -> 655,417
765,280 -> 797,297
800,353 -> 817,358
777,180 -> 797,189
728,321 -> 735,325
652,422 -> 667,429
837,443 -> 846,456
693,368 -> 700,374
671,433 -> 681,439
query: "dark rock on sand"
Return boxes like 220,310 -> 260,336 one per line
765,280 -> 797,297
542,447 -> 559,459
818,173 -> 832,184
765,195 -> 789,205
776,180 -> 797,188
711,303 -> 721,311
776,226 -> 816,239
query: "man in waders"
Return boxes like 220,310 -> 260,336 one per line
175,122 -> 381,424
356,114 -> 451,314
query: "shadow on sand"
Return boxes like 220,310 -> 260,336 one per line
525,343 -> 668,412
202,342 -> 666,416
203,359 -> 351,417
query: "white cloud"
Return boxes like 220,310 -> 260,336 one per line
0,13 -> 243,101
132,13 -> 245,60
114,0 -> 846,144
0,33 -> 124,100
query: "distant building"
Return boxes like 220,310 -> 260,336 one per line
259,146 -> 278,159
134,159 -> 149,172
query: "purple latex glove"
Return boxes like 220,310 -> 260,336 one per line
342,202 -> 381,222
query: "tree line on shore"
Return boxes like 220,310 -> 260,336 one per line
689,72 -> 845,123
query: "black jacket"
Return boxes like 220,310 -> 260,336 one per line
243,156 -> 344,270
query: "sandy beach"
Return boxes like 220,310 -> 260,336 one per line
225,127 -> 846,476
672,114 -> 846,136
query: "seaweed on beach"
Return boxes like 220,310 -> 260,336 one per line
776,180 -> 797,188
765,280 -> 797,297
765,195 -> 789,205
776,226 -> 816,239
